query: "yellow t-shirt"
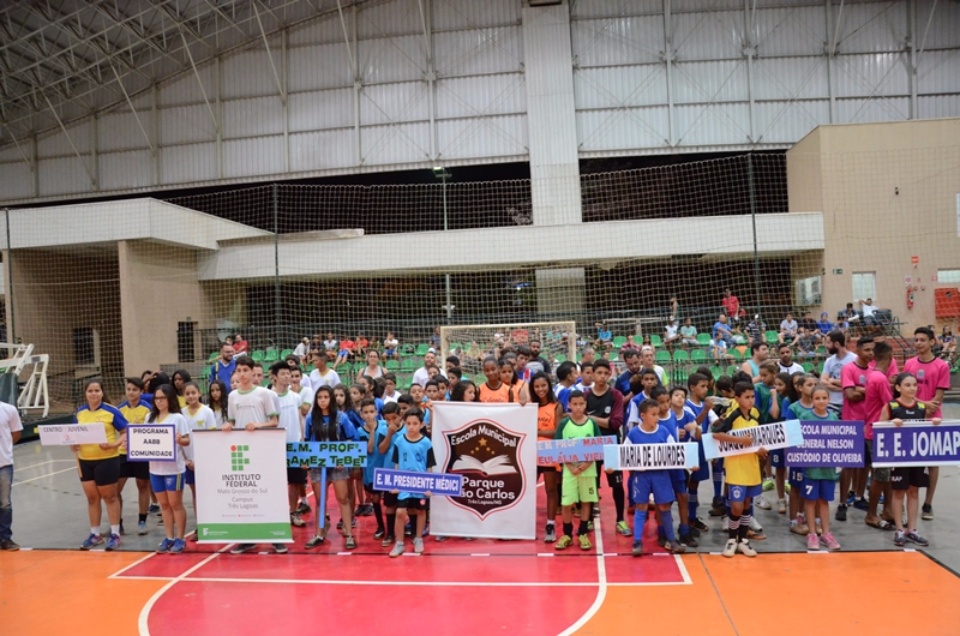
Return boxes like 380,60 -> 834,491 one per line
75,403 -> 129,461
117,401 -> 151,457
717,408 -> 761,487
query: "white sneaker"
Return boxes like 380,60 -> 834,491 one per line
749,516 -> 763,532
722,538 -> 738,558
756,496 -> 772,511
413,538 -> 425,554
389,541 -> 405,558
737,539 -> 757,557
776,498 -> 787,514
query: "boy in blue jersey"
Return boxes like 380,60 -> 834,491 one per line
376,402 -> 403,546
754,361 -> 781,512
553,361 -> 578,412
358,398 -> 388,540
625,398 -> 683,556
668,386 -> 699,547
388,408 -> 435,557
685,373 -> 716,534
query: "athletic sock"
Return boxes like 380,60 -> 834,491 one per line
678,523 -> 690,537
612,483 -> 625,523
577,520 -> 590,536
712,466 -> 723,499
727,514 -> 741,540
633,509 -> 644,542
661,510 -> 677,541
138,513 -> 147,523
386,513 -> 396,536
91,527 -> 100,535
738,514 -> 752,541
373,501 -> 384,531
563,522 -> 574,538
110,524 -> 120,536
687,488 -> 699,520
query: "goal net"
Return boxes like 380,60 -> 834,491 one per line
440,321 -> 577,380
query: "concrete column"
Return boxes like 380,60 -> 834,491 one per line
522,0 -> 582,227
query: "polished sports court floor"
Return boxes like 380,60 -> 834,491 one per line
4,410 -> 960,635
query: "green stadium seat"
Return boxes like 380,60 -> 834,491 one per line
400,358 -> 418,372
655,350 -> 671,364
400,344 -> 415,356
673,350 -> 690,362
690,349 -> 707,363
731,349 -> 744,362
650,335 -> 663,347
385,360 -> 400,371
696,333 -> 710,346
415,344 -> 430,356
802,361 -> 815,373
764,331 -> 778,345
280,349 -> 294,359
251,350 -> 265,362
710,366 -> 722,379
263,349 -> 279,363
612,336 -> 627,348
208,351 -> 219,362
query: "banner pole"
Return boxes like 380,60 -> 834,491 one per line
317,469 -> 327,533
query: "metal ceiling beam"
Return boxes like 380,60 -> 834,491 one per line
42,92 -> 96,187
252,0 -> 286,103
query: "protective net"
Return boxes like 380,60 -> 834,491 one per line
4,134 -> 958,413
439,321 -> 577,381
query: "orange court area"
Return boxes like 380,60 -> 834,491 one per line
2,548 -> 957,635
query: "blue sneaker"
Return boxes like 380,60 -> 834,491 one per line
105,534 -> 121,551
845,491 -> 856,506
80,533 -> 104,550
157,538 -> 174,553
170,538 -> 186,554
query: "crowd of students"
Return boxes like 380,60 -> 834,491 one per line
28,322 -> 949,558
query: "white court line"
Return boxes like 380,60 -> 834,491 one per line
138,546 -> 231,636
674,554 -> 692,584
557,518 -> 606,636
108,552 -> 160,579
15,459 -> 74,471
12,466 -> 78,486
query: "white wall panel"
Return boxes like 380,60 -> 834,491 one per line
834,53 -> 909,98
916,3 -> 960,50
754,6 -> 825,57
837,97 -> 910,123
223,137 -> 285,179
673,10 -> 743,61
672,60 -> 747,103
676,102 -> 751,146
836,3 -> 906,54
223,97 -> 285,139
289,89 -> 354,132
571,0 -> 661,20
574,65 -> 666,109
918,51 -> 960,95
0,146 -> 23,162
434,27 -> 522,77
436,74 -> 526,119
919,95 -> 960,120
99,150 -> 154,191
0,162 -> 35,199
160,143 -> 217,185
38,156 -> 92,196
361,122 -> 431,165
434,0 -> 520,30
160,66 -> 216,107
288,43 -> 354,92
99,111 -> 155,152
672,0 -> 743,11
288,14 -> 346,46
357,0 -> 421,38
753,57 -> 828,101
290,129 -> 356,171
753,100 -> 831,144
160,105 -> 216,145
572,15 -> 664,67
38,124 -> 92,157
360,82 -> 428,126
359,35 -> 426,84
222,50 -> 282,99
437,115 -> 527,160
577,107 -> 670,151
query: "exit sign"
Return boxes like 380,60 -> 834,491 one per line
832,268 -> 843,274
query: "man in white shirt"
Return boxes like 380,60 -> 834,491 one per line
639,346 -> 666,384
0,400 -> 23,550
271,362 -> 307,527
778,313 -> 799,345
309,349 -> 340,390
859,298 -> 879,325
776,343 -> 804,375
820,331 -> 857,415
293,338 -> 310,362
663,317 -> 680,348
412,349 -> 446,388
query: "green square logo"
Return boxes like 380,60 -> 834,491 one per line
230,444 -> 250,472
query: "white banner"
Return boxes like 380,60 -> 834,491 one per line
193,429 -> 293,544
430,402 -> 537,540
125,425 -> 177,462
38,424 -> 107,446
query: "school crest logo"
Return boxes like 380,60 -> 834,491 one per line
443,420 -> 526,519
917,369 -> 925,380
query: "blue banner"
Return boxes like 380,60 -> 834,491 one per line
373,468 -> 463,496
873,421 -> 960,468
537,435 -> 618,465
603,443 -> 699,470
785,420 -> 865,468
286,441 -> 366,468
702,420 -> 804,460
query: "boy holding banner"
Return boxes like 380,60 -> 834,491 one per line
712,382 -> 765,558
555,391 -> 602,551
626,398 -> 684,556
388,408 -> 435,557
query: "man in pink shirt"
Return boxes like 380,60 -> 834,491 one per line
862,341 -> 895,529
835,336 -> 874,522
903,327 -> 951,520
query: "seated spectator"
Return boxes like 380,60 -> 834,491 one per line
778,313 -> 798,345
940,326 -> 956,362
744,314 -> 765,344
430,327 -> 442,349
335,336 -> 355,368
816,312 -> 833,338
323,332 -> 338,361
680,318 -> 698,347
663,317 -> 680,348
799,312 -> 818,333
796,327 -> 818,358
858,298 -> 879,324
710,337 -> 733,362
712,314 -> 734,348
355,334 -> 369,357
383,332 -> 399,360
595,323 -> 612,351
293,337 -> 310,361
233,333 -> 248,354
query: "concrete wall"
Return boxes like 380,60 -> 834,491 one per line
118,241 -> 203,376
787,118 -> 960,331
